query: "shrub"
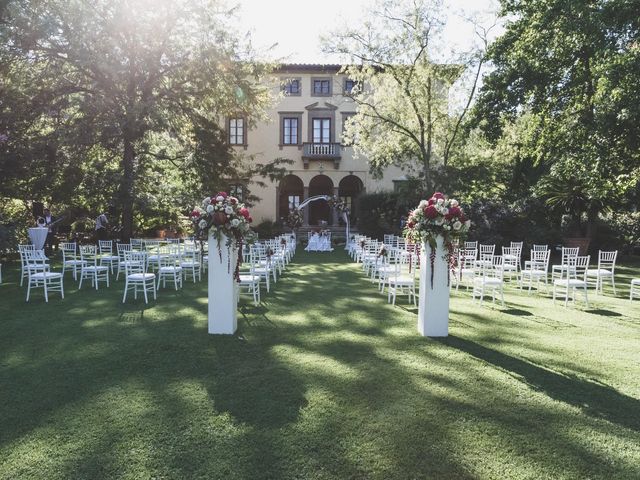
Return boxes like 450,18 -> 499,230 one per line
253,220 -> 283,239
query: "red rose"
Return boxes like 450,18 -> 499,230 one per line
427,198 -> 436,205
247,216 -> 253,223
459,213 -> 467,223
216,191 -> 228,199
432,192 -> 445,200
229,197 -> 238,205
239,207 -> 250,219
212,211 -> 227,225
407,221 -> 415,228
424,205 -> 438,219
448,206 -> 461,218
190,210 -> 200,218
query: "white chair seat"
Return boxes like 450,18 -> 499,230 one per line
127,273 -> 155,281
503,254 -> 518,260
159,266 -> 182,273
554,279 -> 586,287
475,277 -> 502,286
64,259 -> 86,265
31,272 -> 62,280
83,265 -> 108,272
587,268 -> 612,276
239,274 -> 260,283
100,255 -> 119,261
389,276 -> 414,285
524,269 -> 546,276
632,278 -> 640,285
501,264 -> 518,271
180,262 -> 198,268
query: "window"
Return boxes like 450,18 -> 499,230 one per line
230,184 -> 244,201
283,78 -> 301,95
228,117 -> 245,145
312,78 -> 331,96
282,117 -> 299,145
313,118 -> 331,143
344,79 -> 356,94
288,195 -> 300,210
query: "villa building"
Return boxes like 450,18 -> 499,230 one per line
229,64 -> 406,227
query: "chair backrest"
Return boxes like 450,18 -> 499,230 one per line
465,241 -> 478,250
116,243 -> 132,262
502,247 -> 518,267
532,244 -> 548,252
567,255 -> 590,280
124,251 -> 146,275
80,245 -> 99,265
510,241 -> 523,250
98,240 -> 113,254
480,244 -> 495,255
130,238 -> 144,250
61,242 -> 78,260
598,250 -> 617,270
530,249 -> 550,271
561,247 -> 580,263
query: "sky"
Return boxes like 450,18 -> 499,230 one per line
234,0 -> 503,64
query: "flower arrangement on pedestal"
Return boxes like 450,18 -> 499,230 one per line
190,192 -> 255,280
328,196 -> 348,214
404,192 -> 471,287
286,209 -> 303,231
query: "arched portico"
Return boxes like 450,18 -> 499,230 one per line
338,175 -> 364,225
277,174 -> 304,222
308,174 -> 334,225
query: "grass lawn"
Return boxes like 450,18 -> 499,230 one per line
1,250 -> 639,479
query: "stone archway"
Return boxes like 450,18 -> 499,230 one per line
278,174 -> 304,222
308,175 -> 334,225
339,174 -> 364,225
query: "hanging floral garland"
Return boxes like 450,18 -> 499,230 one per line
190,192 -> 255,281
403,192 -> 471,288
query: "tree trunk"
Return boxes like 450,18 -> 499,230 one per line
119,136 -> 135,241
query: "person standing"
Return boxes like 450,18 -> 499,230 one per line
43,207 -> 57,255
95,211 -> 108,242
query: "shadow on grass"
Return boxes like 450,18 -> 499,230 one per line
440,335 -> 640,432
585,309 -> 622,317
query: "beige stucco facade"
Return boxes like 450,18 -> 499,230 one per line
233,64 -> 406,226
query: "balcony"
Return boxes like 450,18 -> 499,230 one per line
302,142 -> 342,169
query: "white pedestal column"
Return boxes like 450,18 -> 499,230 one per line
418,236 -> 450,337
208,232 -> 238,335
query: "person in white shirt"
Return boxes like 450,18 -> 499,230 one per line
95,212 -> 108,241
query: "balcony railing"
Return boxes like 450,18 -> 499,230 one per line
302,142 -> 342,169
303,142 -> 341,159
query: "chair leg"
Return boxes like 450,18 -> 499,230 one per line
123,280 -> 128,303
44,280 -> 49,303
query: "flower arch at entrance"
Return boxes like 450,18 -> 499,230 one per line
295,195 -> 351,250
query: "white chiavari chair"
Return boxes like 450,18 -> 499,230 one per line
122,251 -> 156,303
586,250 -> 617,295
551,247 -> 579,281
553,255 -> 590,307
238,245 -> 261,306
520,249 -> 550,294
61,242 -> 85,280
25,250 -> 63,302
98,240 -> 119,274
156,245 -> 183,291
79,245 -> 110,290
473,256 -> 504,305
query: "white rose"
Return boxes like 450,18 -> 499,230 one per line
465,219 -> 471,227
437,198 -> 444,205
453,221 -> 462,230
198,219 -> 207,229
435,218 -> 444,225
450,199 -> 459,207
203,197 -> 211,205
225,206 -> 233,215
206,205 -> 214,213
419,200 -> 428,208
413,208 -> 421,216
216,196 -> 224,202
442,208 -> 449,215
231,218 -> 240,228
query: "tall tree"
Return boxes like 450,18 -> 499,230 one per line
473,0 -> 640,231
323,0 -> 495,192
0,0 -> 273,239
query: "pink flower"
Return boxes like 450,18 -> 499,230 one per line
431,192 -> 445,201
239,207 -> 250,219
427,198 -> 436,206
216,191 -> 228,199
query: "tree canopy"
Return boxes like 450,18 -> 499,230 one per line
0,0 -> 279,238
